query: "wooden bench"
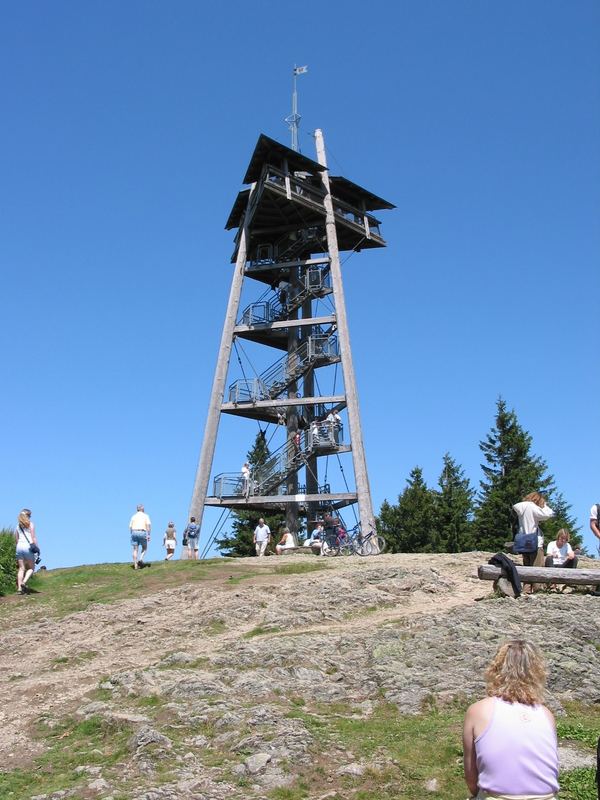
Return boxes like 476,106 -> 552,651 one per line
478,564 -> 600,597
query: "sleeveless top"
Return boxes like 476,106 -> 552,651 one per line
475,697 -> 558,795
16,525 -> 32,550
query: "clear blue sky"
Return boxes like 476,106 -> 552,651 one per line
1,1 -> 598,567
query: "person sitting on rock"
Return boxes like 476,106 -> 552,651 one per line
275,528 -> 296,555
304,523 -> 323,553
545,528 -> 578,569
463,640 -> 559,800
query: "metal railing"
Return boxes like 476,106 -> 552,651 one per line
238,266 -> 332,328
228,333 -> 338,403
212,421 -> 344,499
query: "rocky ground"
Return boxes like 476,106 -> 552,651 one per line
1,552 -> 599,799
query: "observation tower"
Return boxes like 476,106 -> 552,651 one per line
190,130 -> 394,546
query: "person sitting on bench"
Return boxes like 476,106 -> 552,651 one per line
545,528 -> 578,569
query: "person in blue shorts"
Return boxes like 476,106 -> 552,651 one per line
129,504 -> 151,569
183,517 -> 200,560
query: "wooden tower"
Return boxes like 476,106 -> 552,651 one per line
190,130 -> 393,547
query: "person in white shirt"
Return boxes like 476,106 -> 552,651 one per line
241,462 -> 251,495
513,493 -> 554,592
163,522 -> 177,561
275,529 -> 296,555
253,518 -> 271,557
545,529 -> 578,569
15,508 -> 39,594
129,504 -> 151,569
590,503 -> 600,554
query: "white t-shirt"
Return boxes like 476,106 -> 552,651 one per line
513,501 -> 554,548
590,504 -> 599,523
546,540 -> 574,566
130,511 -> 151,532
254,524 -> 270,542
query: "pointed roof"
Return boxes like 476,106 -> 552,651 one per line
242,134 -> 326,184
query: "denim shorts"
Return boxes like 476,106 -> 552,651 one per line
16,547 -> 33,562
131,532 -> 148,547
187,535 -> 199,550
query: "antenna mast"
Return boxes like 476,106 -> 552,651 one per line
285,65 -> 307,152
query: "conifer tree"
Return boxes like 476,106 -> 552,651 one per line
215,432 -> 285,557
539,491 -> 581,549
435,453 -> 475,552
377,467 -> 438,552
474,398 -> 555,551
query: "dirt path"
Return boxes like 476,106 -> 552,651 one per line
0,552 -> 485,760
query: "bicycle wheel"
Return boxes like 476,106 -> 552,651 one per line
339,540 -> 355,557
353,536 -> 374,556
376,535 -> 386,554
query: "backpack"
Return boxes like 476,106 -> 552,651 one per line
185,523 -> 199,538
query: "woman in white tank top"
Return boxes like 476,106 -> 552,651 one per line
15,508 -> 39,595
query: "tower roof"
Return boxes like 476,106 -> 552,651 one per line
243,134 -> 326,184
329,176 -> 395,211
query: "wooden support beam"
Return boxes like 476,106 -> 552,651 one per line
188,187 -> 256,530
478,565 -> 600,586
315,129 -> 376,537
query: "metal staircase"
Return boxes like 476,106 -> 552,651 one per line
229,332 -> 338,404
212,419 -> 343,499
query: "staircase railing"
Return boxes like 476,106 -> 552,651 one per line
212,420 -> 344,498
229,333 -> 338,403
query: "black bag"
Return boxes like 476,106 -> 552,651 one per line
182,537 -> 188,547
513,532 -> 538,554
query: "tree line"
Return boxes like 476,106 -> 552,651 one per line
377,398 -> 581,553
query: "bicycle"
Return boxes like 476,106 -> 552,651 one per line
350,525 -> 386,556
321,526 -> 354,557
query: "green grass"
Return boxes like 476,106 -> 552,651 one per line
277,700 -> 600,800
0,715 -> 132,800
273,562 -> 330,576
243,624 -> 282,638
0,559 -> 238,626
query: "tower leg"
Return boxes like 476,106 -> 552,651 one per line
314,129 -> 376,537
189,214 -> 253,534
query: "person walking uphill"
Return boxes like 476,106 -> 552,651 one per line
183,517 -> 200,560
253,518 -> 271,557
15,508 -> 40,594
129,504 -> 151,569
463,639 -> 559,800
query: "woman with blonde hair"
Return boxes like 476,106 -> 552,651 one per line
513,492 -> 554,578
14,508 -> 39,594
463,640 -> 558,800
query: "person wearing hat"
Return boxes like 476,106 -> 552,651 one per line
163,522 -> 177,561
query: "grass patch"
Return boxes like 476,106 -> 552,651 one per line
0,559 -> 235,627
205,619 -> 227,635
560,767 -> 597,800
51,650 -> 97,669
0,714 -> 132,799
243,624 -> 282,638
273,562 -> 329,576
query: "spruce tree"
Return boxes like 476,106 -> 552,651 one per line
435,453 -> 475,552
215,432 -> 285,557
540,491 -> 581,549
474,398 -> 555,551
377,467 -> 438,552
